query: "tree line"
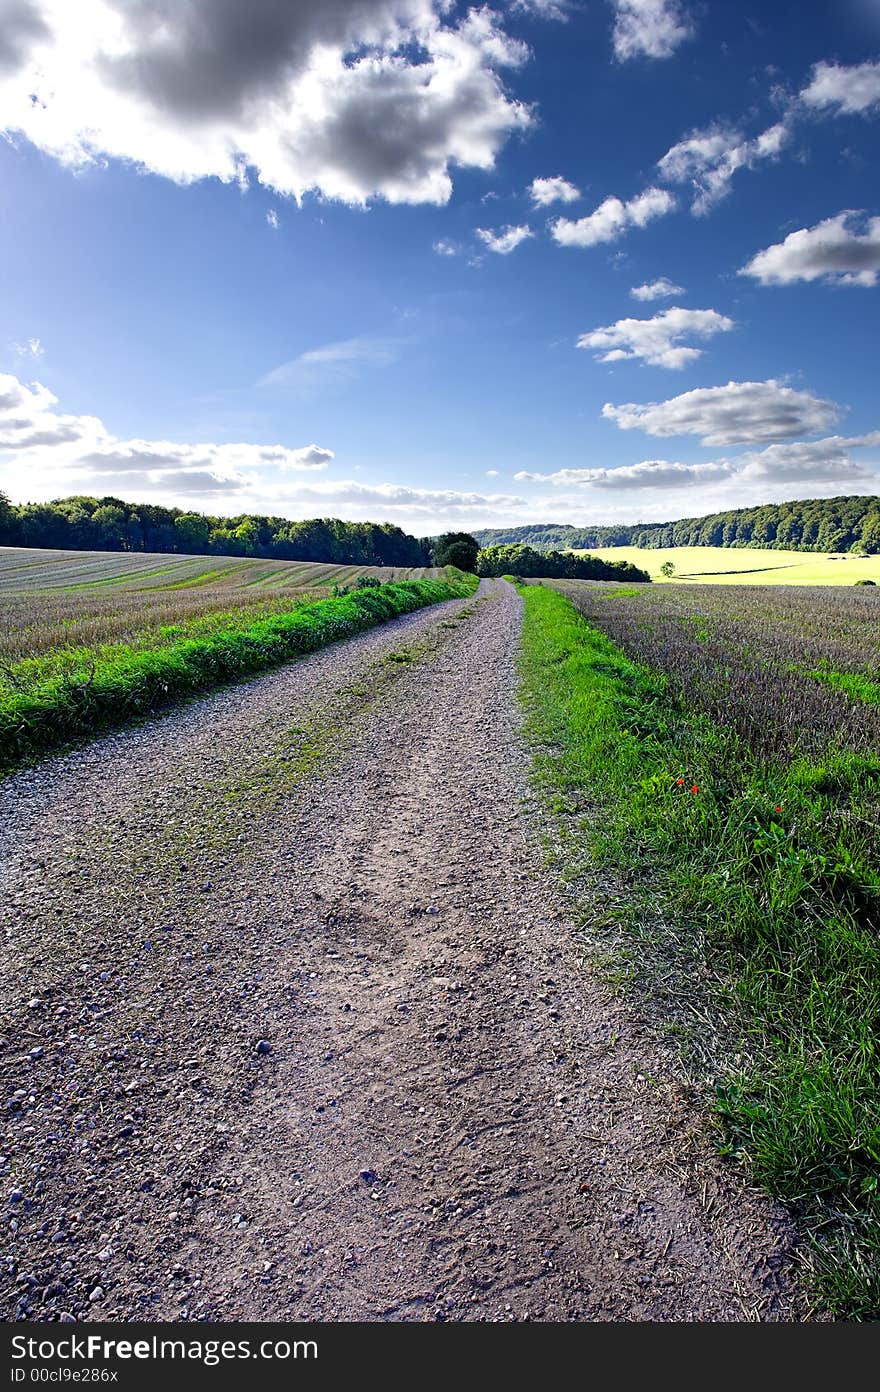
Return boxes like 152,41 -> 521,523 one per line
0,499 -> 652,583
476,543 -> 650,583
472,495 -> 880,554
0,493 -> 433,567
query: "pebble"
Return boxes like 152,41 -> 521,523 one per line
255,1040 -> 272,1055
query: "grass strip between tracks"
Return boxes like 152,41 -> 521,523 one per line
517,580 -> 880,1319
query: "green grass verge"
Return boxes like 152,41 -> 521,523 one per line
0,571 -> 477,771
517,581 -> 880,1319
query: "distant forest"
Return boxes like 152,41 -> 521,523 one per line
0,493 -> 432,567
476,543 -> 650,583
473,495 -> 880,554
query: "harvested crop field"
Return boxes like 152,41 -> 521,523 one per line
549,579 -> 880,761
0,546 -> 434,593
0,547 -> 437,664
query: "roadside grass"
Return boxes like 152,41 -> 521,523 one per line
0,570 -> 477,772
517,581 -> 880,1319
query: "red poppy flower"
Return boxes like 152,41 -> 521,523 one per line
676,778 -> 684,786
691,785 -> 699,794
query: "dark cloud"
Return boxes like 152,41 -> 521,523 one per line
0,422 -> 86,448
82,469 -> 246,495
0,2 -> 531,204
98,0 -> 427,123
0,0 -> 48,77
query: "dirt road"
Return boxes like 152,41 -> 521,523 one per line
0,580 -> 806,1321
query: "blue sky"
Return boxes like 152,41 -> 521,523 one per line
1,0 -> 879,533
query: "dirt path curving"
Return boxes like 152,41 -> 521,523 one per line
0,580 -> 808,1321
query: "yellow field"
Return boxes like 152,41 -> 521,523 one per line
574,545 -> 880,586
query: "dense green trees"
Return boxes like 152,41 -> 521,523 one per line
472,522 -> 657,550
476,543 -> 650,583
473,496 -> 880,555
432,531 -> 480,571
6,490 -> 877,572
0,493 -> 433,567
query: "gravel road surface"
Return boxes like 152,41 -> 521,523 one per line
0,580 -> 807,1321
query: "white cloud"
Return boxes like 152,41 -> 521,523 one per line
800,60 -> 880,116
266,208 -> 280,230
0,370 -> 333,511
508,0 -> 571,17
577,306 -> 734,369
0,374 -> 101,450
738,432 -> 880,480
516,459 -> 734,488
12,336 -> 44,358
658,121 -> 790,213
241,479 -> 531,529
72,437 -> 335,476
630,277 -> 683,301
529,174 -> 580,206
0,1 -> 534,207
602,379 -> 840,446
433,238 -> 459,256
485,468 -> 499,476
610,0 -> 693,61
258,337 -> 401,390
511,433 -> 880,527
739,212 -> 880,287
89,469 -> 249,498
0,375 -> 55,414
0,369 -> 537,530
475,223 -> 534,254
271,478 -> 529,523
550,186 -> 674,247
